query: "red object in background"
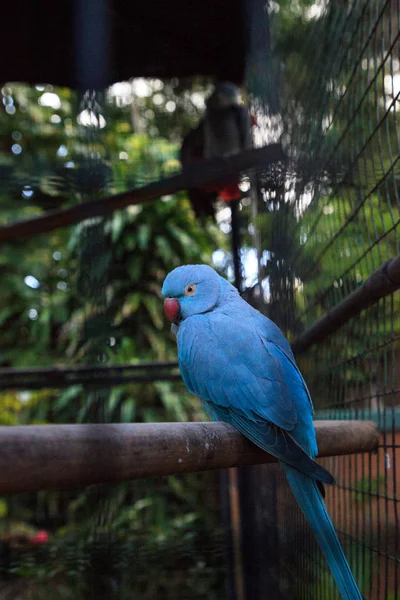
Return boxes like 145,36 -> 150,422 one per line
187,157 -> 241,201
203,180 -> 241,201
30,530 -> 49,545
218,182 -> 241,201
210,113 -> 256,202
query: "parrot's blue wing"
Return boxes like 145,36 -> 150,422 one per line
178,313 -> 297,430
200,398 -> 333,484
251,308 -> 315,414
177,313 -> 333,484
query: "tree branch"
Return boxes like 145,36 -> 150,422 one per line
0,144 -> 285,243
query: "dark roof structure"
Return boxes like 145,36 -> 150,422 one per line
2,0 -> 248,88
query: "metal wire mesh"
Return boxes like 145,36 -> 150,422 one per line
238,1 -> 400,598
1,1 -> 399,598
0,79 -> 227,598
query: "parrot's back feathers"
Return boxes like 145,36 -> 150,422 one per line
228,409 -> 334,484
178,313 -> 298,430
200,397 -> 333,483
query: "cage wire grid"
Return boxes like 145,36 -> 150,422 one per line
236,1 -> 400,598
0,0 -> 399,599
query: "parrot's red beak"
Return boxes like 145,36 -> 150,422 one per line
164,298 -> 180,322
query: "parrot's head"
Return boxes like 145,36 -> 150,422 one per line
207,82 -> 240,110
162,264 -> 224,324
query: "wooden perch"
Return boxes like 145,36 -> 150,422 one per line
0,420 -> 379,494
0,144 -> 285,243
292,254 -> 400,354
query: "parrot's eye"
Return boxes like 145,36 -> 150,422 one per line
185,284 -> 196,296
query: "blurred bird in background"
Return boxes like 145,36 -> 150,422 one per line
180,82 -> 253,220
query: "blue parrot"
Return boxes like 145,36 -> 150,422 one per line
162,264 -> 363,600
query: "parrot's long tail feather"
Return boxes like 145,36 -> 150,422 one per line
281,463 -> 363,600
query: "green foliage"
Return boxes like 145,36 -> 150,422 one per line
308,542 -> 375,599
0,392 -> 23,424
0,78 -> 226,597
353,475 -> 387,505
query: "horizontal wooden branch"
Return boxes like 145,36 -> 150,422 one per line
292,254 -> 400,354
0,362 -> 181,390
0,144 -> 285,243
0,420 -> 379,494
